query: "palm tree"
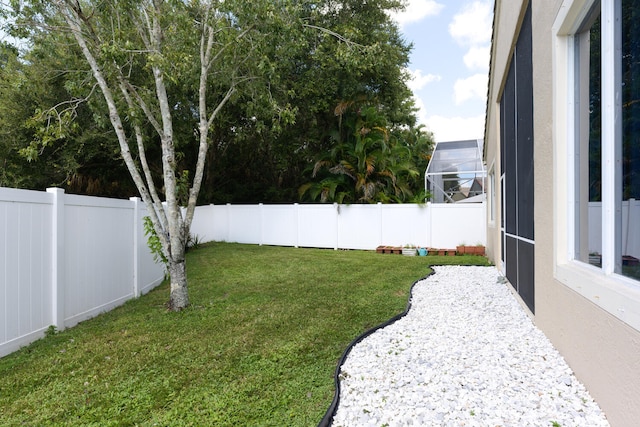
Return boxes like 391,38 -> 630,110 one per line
300,104 -> 433,203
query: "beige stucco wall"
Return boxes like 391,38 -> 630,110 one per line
485,1 -> 640,425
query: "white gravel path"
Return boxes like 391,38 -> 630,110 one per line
331,265 -> 609,427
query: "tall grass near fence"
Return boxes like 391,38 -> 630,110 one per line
0,243 -> 489,426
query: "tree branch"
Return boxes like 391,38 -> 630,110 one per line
117,79 -> 168,229
119,78 -> 164,137
302,24 -> 365,48
53,0 -> 170,255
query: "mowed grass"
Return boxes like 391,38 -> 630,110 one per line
0,242 -> 490,426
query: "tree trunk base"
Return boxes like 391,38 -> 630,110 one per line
167,260 -> 189,311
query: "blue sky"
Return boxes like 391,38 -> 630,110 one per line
390,0 -> 494,142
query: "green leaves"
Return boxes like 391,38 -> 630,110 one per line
143,215 -> 168,267
300,103 -> 434,204
1,0 -> 423,206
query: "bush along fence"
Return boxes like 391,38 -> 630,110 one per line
188,202 -> 486,252
0,187 -> 165,358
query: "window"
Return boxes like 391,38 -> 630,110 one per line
619,0 -> 640,281
574,0 -> 640,280
555,0 -> 640,331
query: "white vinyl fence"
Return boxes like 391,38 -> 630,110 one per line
1,190 -> 486,358
0,187 -> 165,358
190,202 -> 487,250
588,199 -> 640,260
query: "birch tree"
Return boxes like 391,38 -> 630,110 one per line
8,0 -> 299,310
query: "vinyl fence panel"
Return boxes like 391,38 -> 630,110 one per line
337,204 -> 383,250
380,204 -> 430,248
261,204 -> 298,247
588,200 -> 640,260
0,188 -> 53,356
187,203 -> 217,243
625,200 -> 640,260
63,194 -> 135,327
297,204 -> 339,249
228,205 -> 262,244
429,203 -> 486,248
0,188 -> 164,358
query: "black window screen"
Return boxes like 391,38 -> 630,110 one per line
503,65 -> 517,236
500,2 -> 535,313
516,11 -> 535,241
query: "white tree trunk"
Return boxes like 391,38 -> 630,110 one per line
168,252 -> 189,310
56,0 -> 192,310
53,0 -> 246,311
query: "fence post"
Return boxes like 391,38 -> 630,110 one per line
378,202 -> 383,247
294,203 -> 299,248
130,197 -> 141,298
212,203 -> 216,242
259,203 -> 264,246
47,188 -> 65,330
426,201 -> 433,248
634,199 -> 639,258
334,203 -> 339,250
481,200 -> 488,246
226,203 -> 231,243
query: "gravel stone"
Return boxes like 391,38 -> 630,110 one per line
330,266 -> 609,427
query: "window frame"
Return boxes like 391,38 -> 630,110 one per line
554,0 -> 640,331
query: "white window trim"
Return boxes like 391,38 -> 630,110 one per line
553,0 -> 640,332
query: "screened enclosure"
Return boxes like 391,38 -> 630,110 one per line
424,139 -> 486,203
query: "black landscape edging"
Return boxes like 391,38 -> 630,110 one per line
317,269 -> 437,427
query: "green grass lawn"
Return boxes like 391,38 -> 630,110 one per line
0,243 -> 490,426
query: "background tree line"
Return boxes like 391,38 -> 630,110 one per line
1,0 -> 434,205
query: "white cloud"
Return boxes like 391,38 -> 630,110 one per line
463,45 -> 490,71
448,1 -> 493,73
454,73 -> 488,105
448,1 -> 493,47
389,0 -> 444,28
425,114 -> 485,142
406,68 -> 441,92
412,95 -> 429,126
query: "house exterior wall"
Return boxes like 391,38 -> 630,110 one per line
485,1 -> 640,425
